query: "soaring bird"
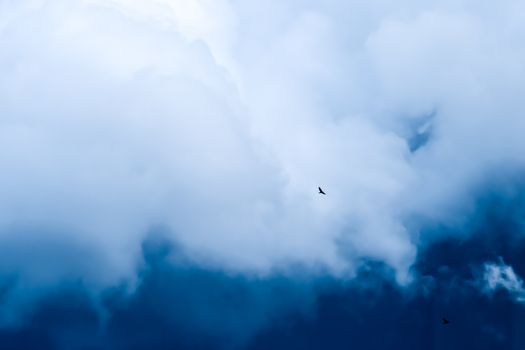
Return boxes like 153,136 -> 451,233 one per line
318,187 -> 326,195
442,317 -> 450,325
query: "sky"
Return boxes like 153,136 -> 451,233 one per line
1,0 -> 525,349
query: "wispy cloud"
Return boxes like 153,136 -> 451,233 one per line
483,259 -> 525,304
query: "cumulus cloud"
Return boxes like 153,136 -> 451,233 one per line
483,260 -> 525,304
1,0 -> 525,295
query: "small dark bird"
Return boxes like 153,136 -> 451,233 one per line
318,187 -> 326,195
442,317 -> 450,325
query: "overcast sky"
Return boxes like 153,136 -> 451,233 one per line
1,1 -> 525,349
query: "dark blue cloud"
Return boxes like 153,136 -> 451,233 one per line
2,188 -> 525,350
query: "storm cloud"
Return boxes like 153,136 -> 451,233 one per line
1,1 -> 525,347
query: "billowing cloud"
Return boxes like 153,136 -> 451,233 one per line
2,0 -> 525,299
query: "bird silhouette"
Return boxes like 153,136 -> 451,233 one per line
442,317 -> 450,325
318,187 -> 326,195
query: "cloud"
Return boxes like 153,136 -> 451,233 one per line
0,237 -> 321,350
2,0 -> 525,295
483,259 -> 525,304
3,230 -> 525,349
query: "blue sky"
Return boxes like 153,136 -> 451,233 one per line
1,1 -> 525,349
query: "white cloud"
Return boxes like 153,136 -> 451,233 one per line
483,260 -> 525,304
1,0 -> 525,292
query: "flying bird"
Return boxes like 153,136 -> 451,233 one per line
318,187 -> 326,195
442,317 -> 450,325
